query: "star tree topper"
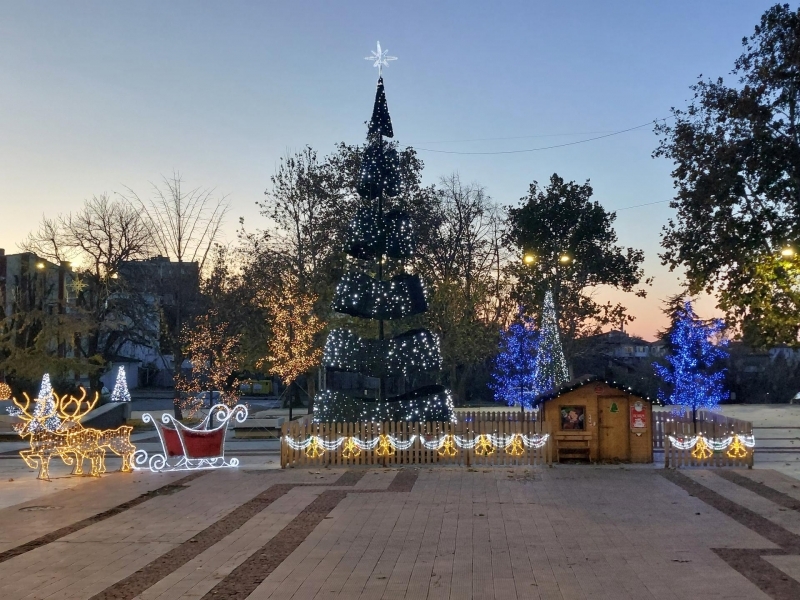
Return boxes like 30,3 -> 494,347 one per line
365,41 -> 396,77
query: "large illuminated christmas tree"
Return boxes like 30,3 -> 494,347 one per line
314,44 -> 454,423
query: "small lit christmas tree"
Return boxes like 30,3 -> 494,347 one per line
490,309 -> 540,409
654,300 -> 729,416
110,366 -> 131,402
535,290 -> 570,392
31,374 -> 61,433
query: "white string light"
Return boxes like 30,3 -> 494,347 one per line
667,434 -> 755,450
283,432 -> 550,454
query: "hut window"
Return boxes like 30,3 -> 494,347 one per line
560,406 -> 585,430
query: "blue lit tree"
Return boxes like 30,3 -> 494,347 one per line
653,300 -> 729,418
490,310 -> 539,409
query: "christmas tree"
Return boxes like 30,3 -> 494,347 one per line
31,374 -> 61,432
490,309 -> 540,409
535,291 -> 570,392
110,366 -> 131,402
653,300 -> 729,414
314,44 -> 453,423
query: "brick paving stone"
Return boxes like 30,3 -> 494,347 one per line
0,472 -> 204,556
5,465 -> 800,599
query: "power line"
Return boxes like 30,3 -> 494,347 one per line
409,117 -> 672,155
417,129 -> 620,144
614,199 -> 671,211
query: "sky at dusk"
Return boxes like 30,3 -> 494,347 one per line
0,1 -> 782,340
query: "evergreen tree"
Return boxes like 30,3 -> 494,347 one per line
535,291 -> 570,392
31,374 -> 61,432
653,300 -> 729,414
110,366 -> 131,402
489,309 -> 539,409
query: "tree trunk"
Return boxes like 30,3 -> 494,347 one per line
172,348 -> 184,421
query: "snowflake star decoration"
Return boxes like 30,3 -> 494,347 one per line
365,41 -> 397,77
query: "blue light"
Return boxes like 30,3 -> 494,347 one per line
653,300 -> 729,412
489,308 -> 541,408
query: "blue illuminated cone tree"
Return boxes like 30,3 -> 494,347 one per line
490,309 -> 540,409
653,300 -> 729,420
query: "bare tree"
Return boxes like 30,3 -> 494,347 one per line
259,147 -> 341,293
418,174 -> 514,402
124,173 -> 228,271
121,173 -> 229,417
21,194 -> 155,392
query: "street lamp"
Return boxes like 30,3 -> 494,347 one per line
523,253 -> 535,265
559,254 -> 572,264
781,246 -> 795,258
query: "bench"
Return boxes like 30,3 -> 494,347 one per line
232,417 -> 286,438
555,432 -> 592,462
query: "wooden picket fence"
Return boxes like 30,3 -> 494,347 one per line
658,409 -> 754,468
281,411 -> 552,468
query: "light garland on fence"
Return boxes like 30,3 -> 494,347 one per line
284,432 -> 550,458
667,434 -> 755,459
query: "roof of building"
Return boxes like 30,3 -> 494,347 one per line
531,374 -> 660,407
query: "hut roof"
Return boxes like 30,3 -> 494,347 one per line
531,374 -> 660,407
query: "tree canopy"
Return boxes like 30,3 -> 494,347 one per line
505,173 -> 648,357
655,3 -> 800,347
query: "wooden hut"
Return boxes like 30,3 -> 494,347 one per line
533,375 -> 654,463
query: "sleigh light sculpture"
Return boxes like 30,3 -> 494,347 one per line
12,388 -> 136,480
133,403 -> 248,472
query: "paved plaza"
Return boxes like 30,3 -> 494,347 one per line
1,446 -> 800,600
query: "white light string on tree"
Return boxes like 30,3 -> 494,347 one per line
314,43 -> 455,424
110,366 -> 131,402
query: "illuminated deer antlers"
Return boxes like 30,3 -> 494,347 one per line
11,393 -> 34,421
56,388 -> 99,422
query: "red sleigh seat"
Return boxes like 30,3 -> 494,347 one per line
134,404 -> 248,472
162,426 -> 226,459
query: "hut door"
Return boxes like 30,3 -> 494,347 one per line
598,396 -> 629,461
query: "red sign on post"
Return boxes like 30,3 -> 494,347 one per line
630,400 -> 647,430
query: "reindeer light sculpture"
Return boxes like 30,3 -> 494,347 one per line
11,388 -> 136,480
